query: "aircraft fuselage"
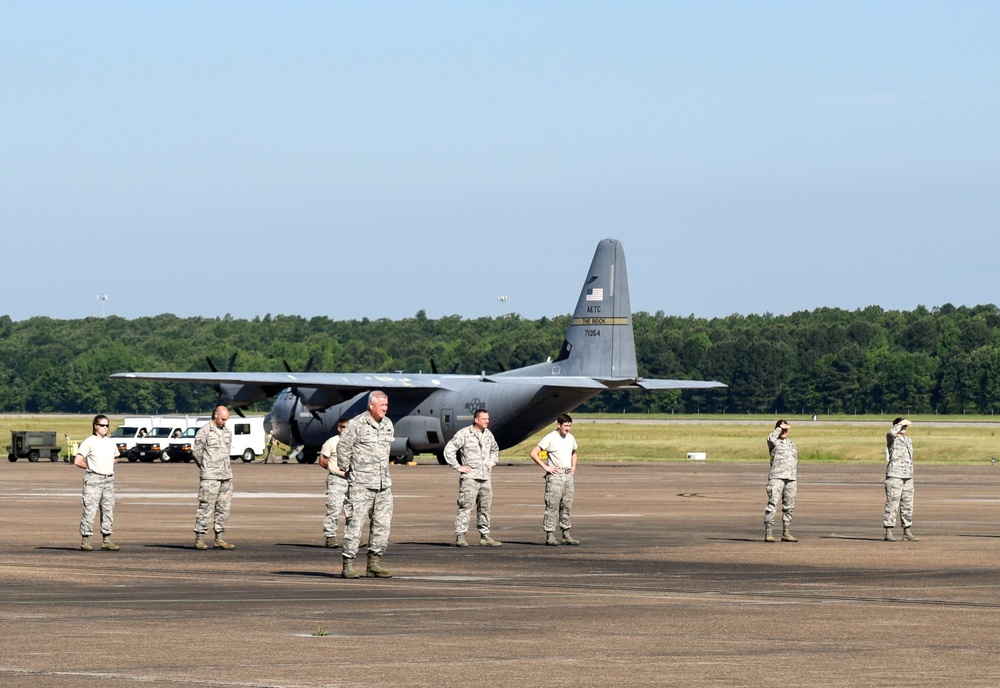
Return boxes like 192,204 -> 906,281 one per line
264,377 -> 599,461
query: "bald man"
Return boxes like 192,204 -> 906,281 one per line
192,405 -> 235,550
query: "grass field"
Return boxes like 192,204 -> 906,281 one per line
2,413 -> 997,465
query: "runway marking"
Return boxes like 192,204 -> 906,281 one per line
407,575 -> 500,582
3,492 -> 433,500
0,667 -> 291,687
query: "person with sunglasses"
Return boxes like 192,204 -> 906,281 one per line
74,414 -> 120,551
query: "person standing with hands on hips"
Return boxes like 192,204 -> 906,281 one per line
530,414 -> 580,546
443,408 -> 502,547
75,414 -> 120,551
884,417 -> 919,542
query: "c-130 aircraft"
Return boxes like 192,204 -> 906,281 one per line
112,239 -> 724,463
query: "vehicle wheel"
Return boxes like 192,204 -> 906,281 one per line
28,451 -> 39,463
241,448 -> 255,463
49,453 -> 59,462
128,451 -> 139,463
8,454 -> 16,462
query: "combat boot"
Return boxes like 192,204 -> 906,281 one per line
545,531 -> 559,546
213,532 -> 235,550
884,527 -> 896,542
561,529 -> 580,546
366,552 -> 392,578
455,534 -> 469,547
80,535 -> 93,551
903,527 -> 920,542
194,533 -> 208,550
479,533 -> 502,547
101,535 -> 120,551
325,537 -> 339,549
764,525 -> 775,542
781,526 -> 798,543
342,557 -> 360,579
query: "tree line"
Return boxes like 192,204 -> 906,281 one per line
1,303 -> 999,415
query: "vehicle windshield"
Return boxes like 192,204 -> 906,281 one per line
171,427 -> 198,441
148,427 -> 175,438
110,426 -> 139,438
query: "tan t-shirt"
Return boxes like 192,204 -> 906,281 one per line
321,435 -> 346,477
536,431 -> 577,469
78,435 -> 118,475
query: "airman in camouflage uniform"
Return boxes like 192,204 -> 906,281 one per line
75,414 -> 120,551
764,420 -> 798,542
443,409 -> 501,547
530,414 -> 580,546
319,417 -> 351,548
883,417 -> 918,542
337,391 -> 394,578
192,405 -> 235,550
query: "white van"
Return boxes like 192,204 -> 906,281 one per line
130,416 -> 211,462
228,416 -> 267,463
165,416 -> 266,463
110,417 -> 154,457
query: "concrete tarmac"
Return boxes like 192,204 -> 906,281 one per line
2,459 -> 999,687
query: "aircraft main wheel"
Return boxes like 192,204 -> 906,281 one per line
435,452 -> 448,466
393,447 -> 415,464
241,449 -> 255,463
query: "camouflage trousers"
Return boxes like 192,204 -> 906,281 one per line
80,472 -> 115,537
455,477 -> 493,535
323,474 -> 351,538
543,472 -> 574,533
194,478 -> 233,534
342,484 -> 393,559
883,477 -> 914,528
764,478 -> 797,526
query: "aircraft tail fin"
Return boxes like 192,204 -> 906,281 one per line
552,238 -> 638,380
496,238 -> 724,390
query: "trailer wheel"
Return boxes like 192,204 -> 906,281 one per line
241,448 -> 255,463
49,453 -> 59,462
28,451 -> 39,463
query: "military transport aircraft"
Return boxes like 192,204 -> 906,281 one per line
112,239 -> 724,463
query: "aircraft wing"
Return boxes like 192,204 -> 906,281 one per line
110,371 -> 467,392
629,379 -> 727,390
481,376 -> 610,390
481,376 -> 726,391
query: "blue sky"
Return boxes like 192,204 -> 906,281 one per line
3,2 -> 998,322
